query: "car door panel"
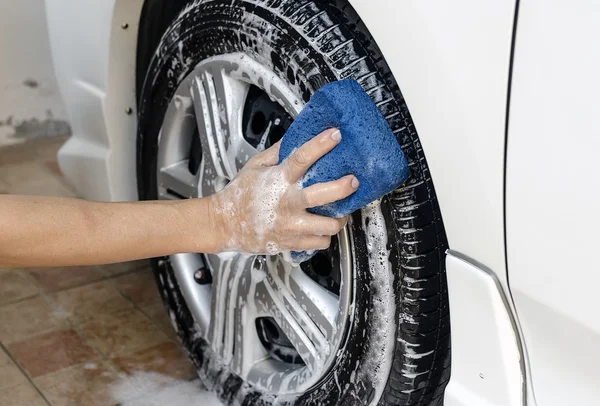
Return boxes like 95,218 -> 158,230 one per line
507,1 -> 600,404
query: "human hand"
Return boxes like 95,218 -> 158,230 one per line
210,128 -> 359,255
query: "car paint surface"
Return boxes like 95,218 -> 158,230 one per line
350,0 -> 516,291
506,0 -> 600,404
45,0 -> 141,201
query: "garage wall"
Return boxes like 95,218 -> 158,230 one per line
0,0 -> 70,147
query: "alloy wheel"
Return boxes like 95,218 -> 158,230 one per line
155,53 -> 354,395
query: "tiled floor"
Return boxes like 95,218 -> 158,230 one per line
0,137 -> 204,406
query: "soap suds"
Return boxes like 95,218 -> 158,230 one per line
214,164 -> 292,255
110,372 -> 223,406
252,168 -> 288,238
360,200 -> 396,406
266,241 -> 279,255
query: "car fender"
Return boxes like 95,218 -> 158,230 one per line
46,0 -> 141,201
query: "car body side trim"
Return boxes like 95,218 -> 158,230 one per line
444,250 -> 527,406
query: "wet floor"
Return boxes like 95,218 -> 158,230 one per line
0,137 -> 222,405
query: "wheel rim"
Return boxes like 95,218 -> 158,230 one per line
156,53 -> 354,395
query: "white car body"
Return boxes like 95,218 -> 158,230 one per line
45,1 -> 600,405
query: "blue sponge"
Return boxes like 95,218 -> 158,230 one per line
278,79 -> 410,218
278,79 -> 409,262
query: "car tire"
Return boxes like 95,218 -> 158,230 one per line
136,1 -> 451,405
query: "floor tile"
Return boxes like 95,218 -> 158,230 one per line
0,296 -> 69,344
0,178 -> 8,194
52,281 -> 133,324
36,361 -> 118,406
113,269 -> 161,307
112,341 -> 195,380
110,373 -> 212,406
81,309 -> 168,358
26,266 -> 105,292
0,347 -> 28,390
8,329 -> 97,378
32,136 -> 68,160
141,304 -> 176,338
0,268 -> 40,304
99,260 -> 149,276
0,382 -> 48,406
0,142 -> 39,167
0,162 -> 75,197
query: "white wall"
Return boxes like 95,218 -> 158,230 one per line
0,0 -> 69,146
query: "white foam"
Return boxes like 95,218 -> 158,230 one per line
266,241 -> 280,255
216,165 -> 291,255
110,371 -> 223,406
359,200 -> 396,406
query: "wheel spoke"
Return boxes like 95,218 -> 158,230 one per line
261,258 -> 337,373
158,160 -> 199,199
235,138 -> 259,172
191,66 -> 256,196
274,257 -> 341,338
156,90 -> 198,200
170,253 -> 211,333
205,254 -> 239,362
204,254 -> 269,377
208,66 -> 258,172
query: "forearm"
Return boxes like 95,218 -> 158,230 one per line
0,195 -> 224,268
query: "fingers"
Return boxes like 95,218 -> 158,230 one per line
300,175 -> 359,208
289,214 -> 347,236
283,128 -> 341,182
247,140 -> 281,168
288,235 -> 332,251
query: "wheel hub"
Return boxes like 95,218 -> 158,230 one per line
242,85 -> 293,150
156,53 -> 353,395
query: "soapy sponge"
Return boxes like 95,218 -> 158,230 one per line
278,79 -> 410,218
